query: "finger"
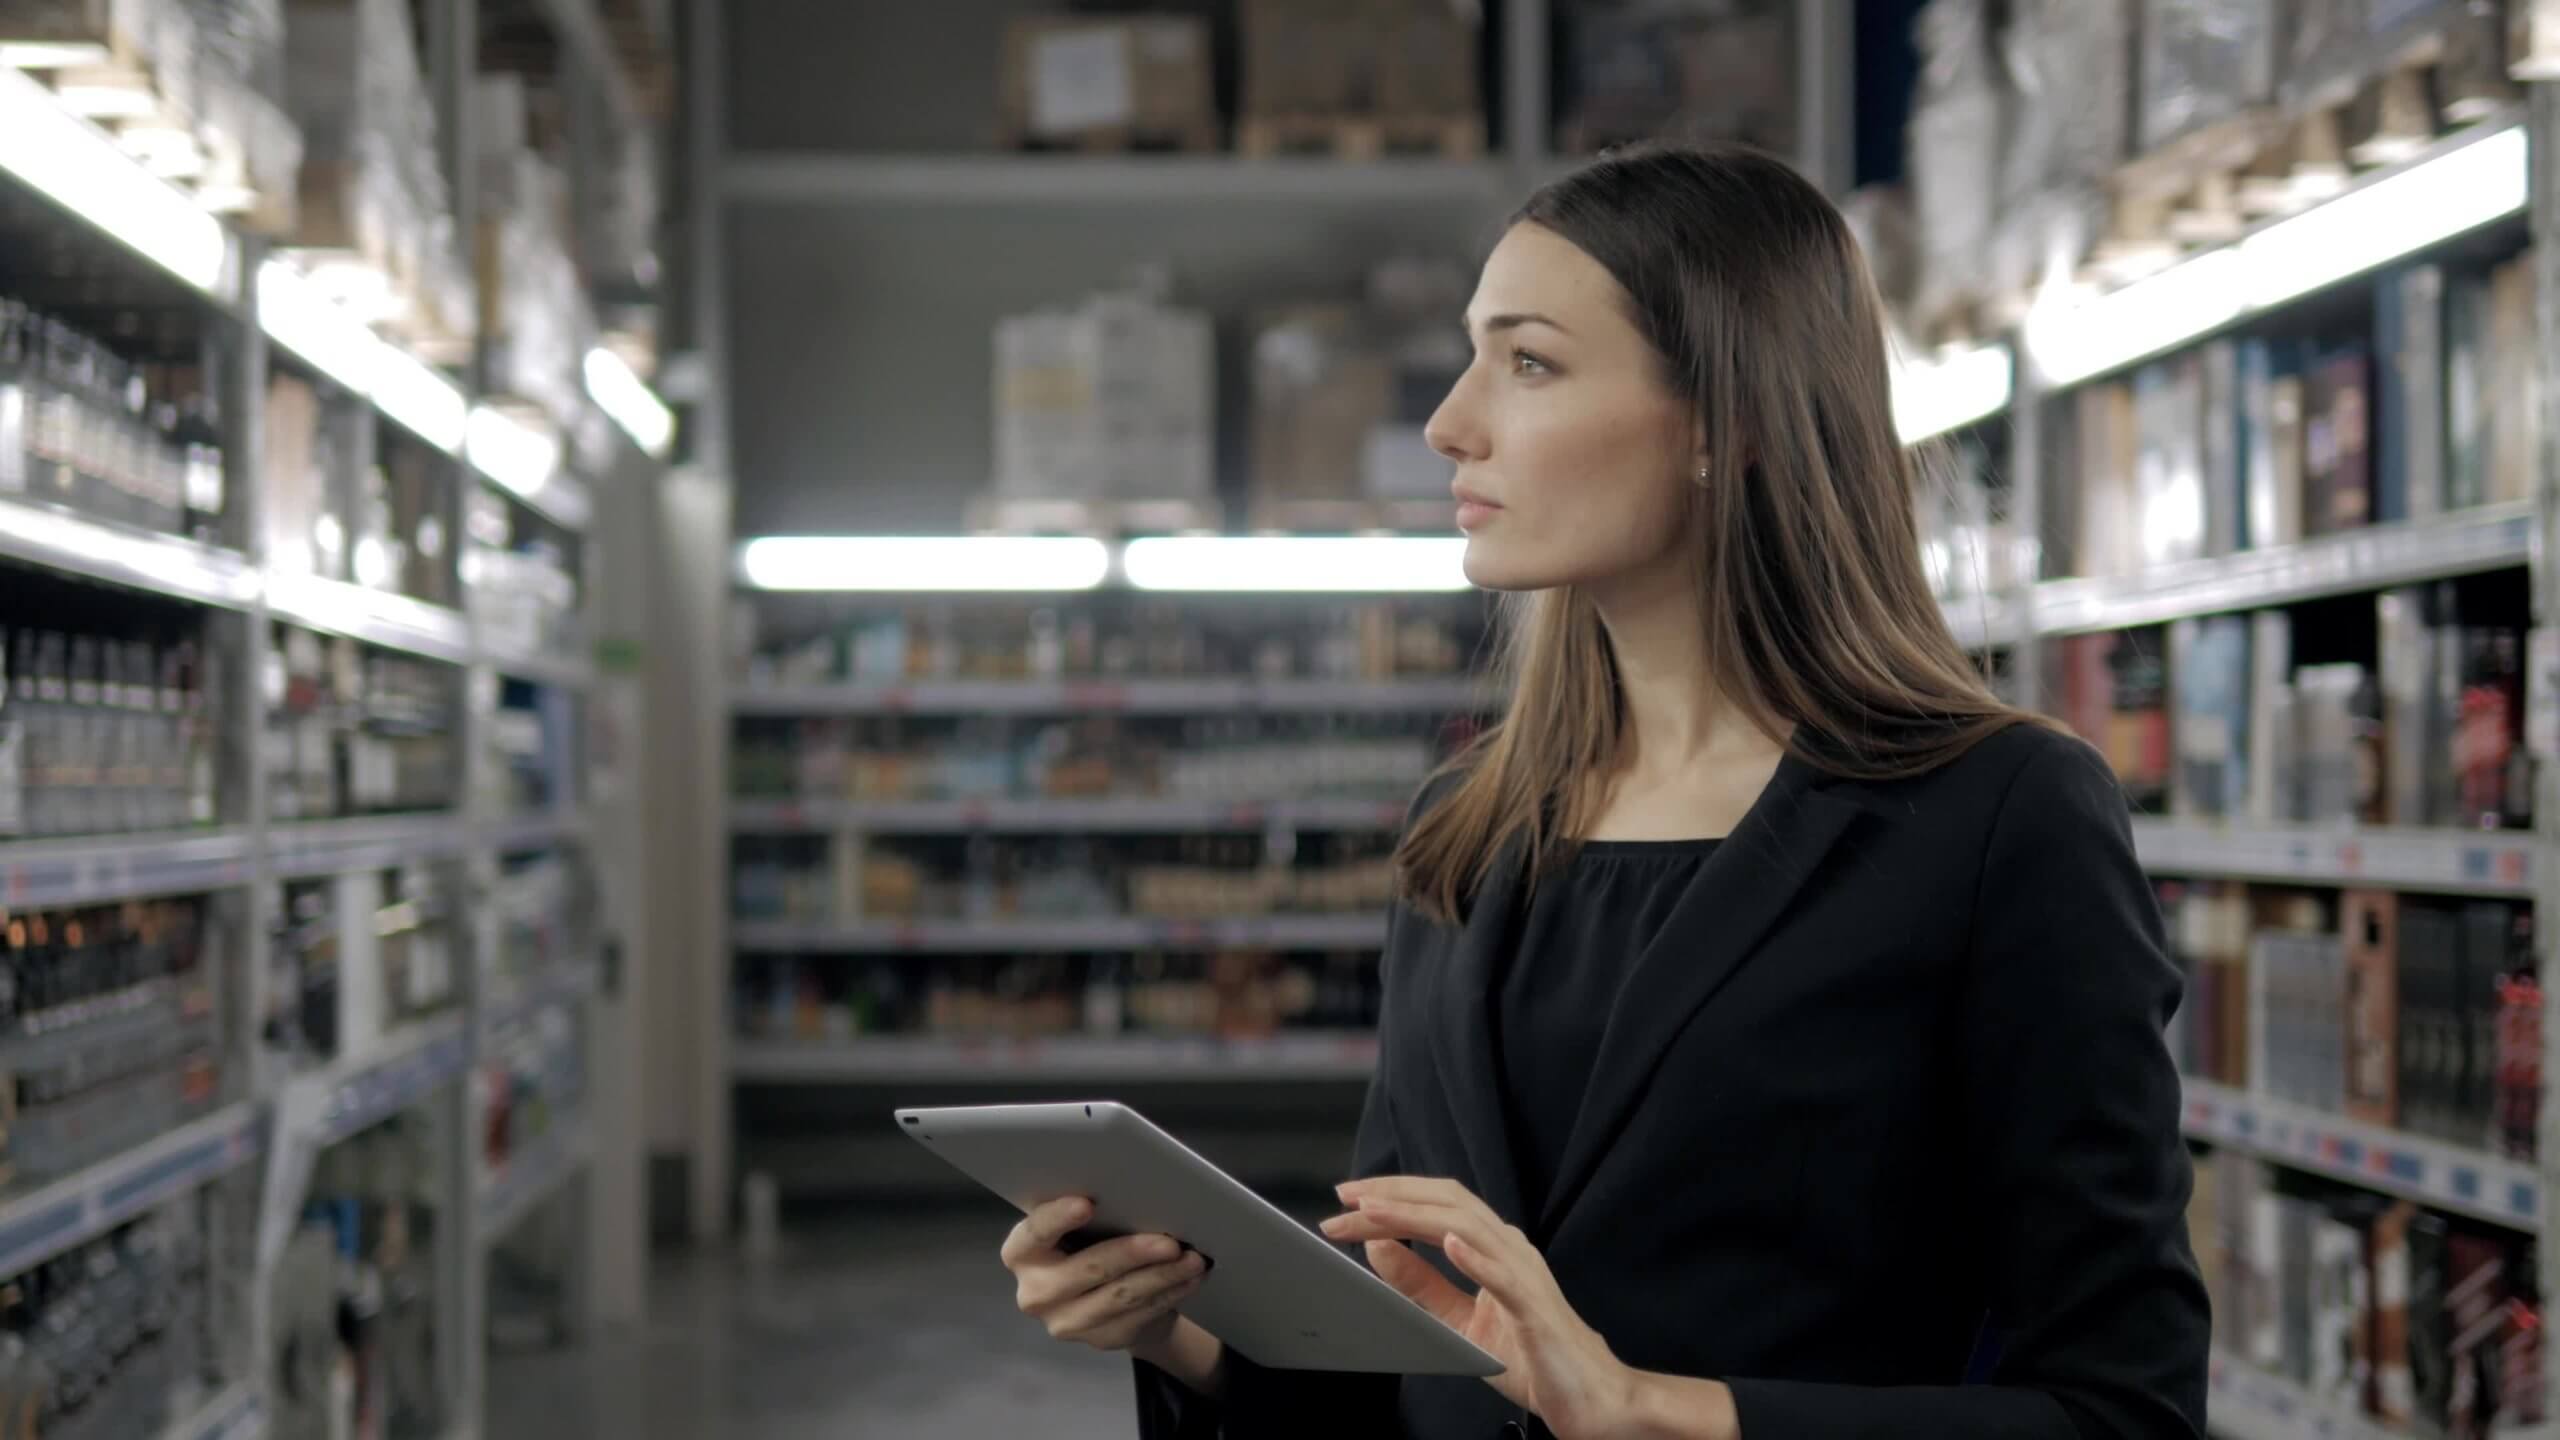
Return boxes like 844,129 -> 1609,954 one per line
1338,1176 -> 1489,1219
1022,1232 -> 1184,1309
1440,1230 -> 1525,1310
1319,1209 -> 1407,1243
1044,1253 -> 1209,1339
1079,1274 -> 1209,1351
1368,1239 -> 1472,1329
1004,1196 -> 1093,1265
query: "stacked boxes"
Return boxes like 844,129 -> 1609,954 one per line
1554,0 -> 1795,159
475,75 -> 594,429
992,288 -> 1214,507
996,15 -> 1216,152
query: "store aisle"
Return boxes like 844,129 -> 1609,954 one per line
486,1200 -> 1139,1439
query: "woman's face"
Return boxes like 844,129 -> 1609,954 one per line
1426,222 -> 1701,594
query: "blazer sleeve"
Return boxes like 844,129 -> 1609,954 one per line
1131,911 -> 1412,1437
1723,735 -> 2210,1440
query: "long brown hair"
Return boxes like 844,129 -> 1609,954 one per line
1395,143 -> 2043,925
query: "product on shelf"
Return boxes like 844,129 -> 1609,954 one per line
276,1114 -> 444,1440
1913,427 -> 2026,606
0,620 -> 215,839
487,852 -> 582,996
738,597 -> 1485,689
737,948 -> 1383,1047
263,624 -> 458,821
0,1203 -> 216,1440
990,282 -> 1213,507
0,300 -> 227,542
477,998 -> 582,1179
267,878 -> 340,1066
734,830 -> 1401,928
1553,0 -> 1794,160
2164,879 -> 2535,1160
475,75 -> 593,429
1985,0 -> 2129,306
463,486 -> 581,660
2051,628 -> 2171,813
1236,0 -> 1483,157
2189,1153 -> 2543,1434
481,676 -> 575,817
0,897 -> 219,1186
2135,0 -> 2278,154
264,866 -> 460,1070
996,14 -> 1216,153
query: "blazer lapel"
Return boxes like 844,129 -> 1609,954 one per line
1535,753 -> 1864,1234
1426,842 -> 1532,1227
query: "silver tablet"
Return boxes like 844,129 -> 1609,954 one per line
897,1100 -> 1502,1377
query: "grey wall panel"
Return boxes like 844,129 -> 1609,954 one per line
728,0 -> 1057,154
726,200 -> 1504,536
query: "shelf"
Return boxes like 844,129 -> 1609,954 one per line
156,1383 -> 263,1440
1940,594 -> 2018,653
2205,1351 -> 2396,1440
0,978 -> 205,1073
2181,1078 -> 2538,1231
733,912 -> 1391,954
2131,820 -> 2535,897
485,809 -> 588,855
0,829 -> 255,907
0,1101 -> 260,1280
477,1122 -> 592,1246
732,676 -> 1487,717
733,1031 -> 1379,1085
724,152 -> 1516,207
0,498 -> 259,610
305,1015 -> 471,1149
265,573 -> 474,665
480,639 -> 596,690
731,795 -> 1412,836
2033,504 -> 2532,636
268,813 -> 476,880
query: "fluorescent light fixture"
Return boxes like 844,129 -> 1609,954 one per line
2238,123 -> 2526,309
583,346 -> 674,457
2023,249 -> 2244,388
0,65 -> 229,294
467,407 -> 563,505
52,74 -> 155,121
372,346 -> 468,453
1891,343 -> 2012,443
737,536 -> 1112,592
1123,536 -> 1471,593
0,41 -> 110,69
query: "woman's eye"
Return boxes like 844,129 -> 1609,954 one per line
1509,349 -> 1550,377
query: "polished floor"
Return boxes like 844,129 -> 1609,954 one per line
487,1199 -> 1144,1439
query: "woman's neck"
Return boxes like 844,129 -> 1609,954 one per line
1591,567 -> 1769,775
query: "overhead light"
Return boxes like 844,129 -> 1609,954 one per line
1890,343 -> 2012,443
2023,249 -> 2244,388
0,65 -> 230,294
2237,122 -> 2525,308
257,259 -> 469,454
0,41 -> 111,69
1123,536 -> 1471,592
467,407 -> 563,505
736,536 -> 1113,592
583,346 -> 674,458
51,69 -> 155,121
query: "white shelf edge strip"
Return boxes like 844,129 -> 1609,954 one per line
2131,820 -> 2536,895
732,913 -> 1390,952
731,1033 -> 1379,1083
156,1383 -> 262,1440
731,797 -> 1412,833
0,66 -> 232,295
268,814 -> 477,877
730,677 -> 1487,716
2206,1351 -> 2398,1440
0,829 -> 257,906
0,497 -> 261,608
2026,120 -> 2525,387
255,260 -> 468,454
2033,504 -> 2533,635
265,572 -> 474,663
0,1101 -> 260,1279
309,1015 -> 471,1147
2181,1078 -> 2538,1229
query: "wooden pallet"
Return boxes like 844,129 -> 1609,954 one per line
1237,112 -> 1484,162
997,121 -> 1222,156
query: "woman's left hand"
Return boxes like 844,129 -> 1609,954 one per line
1321,1176 -> 1640,1440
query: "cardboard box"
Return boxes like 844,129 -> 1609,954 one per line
1557,2 -> 1796,158
1247,306 -> 1395,510
2138,0 -> 2279,154
997,16 -> 1215,149
993,293 -> 1214,505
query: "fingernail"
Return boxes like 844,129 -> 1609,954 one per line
1186,1252 -> 1207,1273
1148,1236 -> 1179,1259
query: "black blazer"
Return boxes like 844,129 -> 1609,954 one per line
1137,722 -> 2209,1439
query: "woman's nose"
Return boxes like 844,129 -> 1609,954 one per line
1423,375 -> 1485,463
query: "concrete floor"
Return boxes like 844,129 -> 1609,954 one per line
486,1198 -> 1150,1439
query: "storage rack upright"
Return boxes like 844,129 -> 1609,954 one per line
0,0 -> 668,1433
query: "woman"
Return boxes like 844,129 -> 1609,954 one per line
1002,143 -> 2210,1440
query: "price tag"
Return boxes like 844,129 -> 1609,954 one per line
1062,682 -> 1126,711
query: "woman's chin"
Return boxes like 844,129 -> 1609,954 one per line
1460,543 -> 1555,593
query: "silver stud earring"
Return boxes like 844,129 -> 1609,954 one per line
1696,466 -> 1709,481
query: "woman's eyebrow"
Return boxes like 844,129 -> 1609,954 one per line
1466,311 -> 1570,337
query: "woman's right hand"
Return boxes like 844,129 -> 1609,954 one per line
1004,1196 -> 1210,1355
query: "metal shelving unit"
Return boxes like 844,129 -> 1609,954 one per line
731,795 -> 1412,836
731,675 -> 1487,718
2132,821 -> 2538,898
732,1031 -> 1380,1085
2181,1079 -> 2540,1231
0,6 -> 658,1431
733,912 -> 1390,955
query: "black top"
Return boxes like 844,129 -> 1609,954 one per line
1136,723 -> 2208,1440
1496,838 -> 1721,1218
